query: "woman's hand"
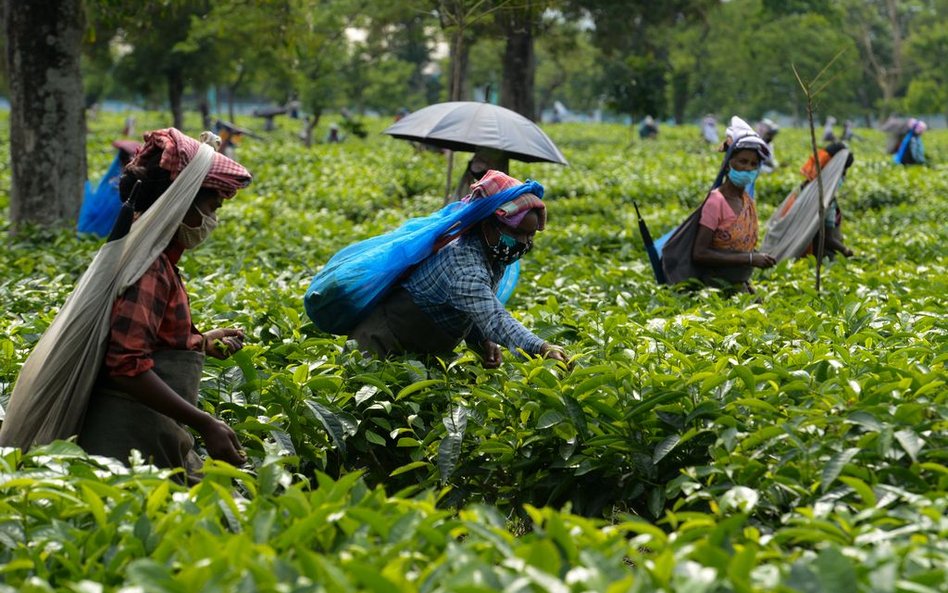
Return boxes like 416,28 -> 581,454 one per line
196,413 -> 247,465
480,340 -> 502,369
203,328 -> 245,359
540,342 -> 570,367
751,253 -> 776,268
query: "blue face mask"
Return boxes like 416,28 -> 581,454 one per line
727,168 -> 759,188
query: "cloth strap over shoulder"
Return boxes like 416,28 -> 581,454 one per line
760,149 -> 849,261
0,144 -> 215,450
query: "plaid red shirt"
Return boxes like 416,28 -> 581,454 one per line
104,242 -> 203,376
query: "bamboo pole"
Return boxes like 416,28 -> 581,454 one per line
791,48 -> 847,293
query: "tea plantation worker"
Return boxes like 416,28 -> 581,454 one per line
77,128 -> 252,476
638,115 -> 659,139
893,118 -> 927,166
352,170 -> 569,368
692,130 -> 776,292
798,142 -> 855,257
822,115 -> 837,142
756,118 -> 780,174
701,114 -> 719,144
452,148 -> 510,201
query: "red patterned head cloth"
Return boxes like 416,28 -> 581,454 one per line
128,128 -> 252,198
463,169 -> 546,231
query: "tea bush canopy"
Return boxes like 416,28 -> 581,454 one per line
0,110 -> 945,591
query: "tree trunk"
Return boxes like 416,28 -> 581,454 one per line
500,6 -> 536,121
670,72 -> 689,124
227,68 -> 246,124
168,70 -> 184,130
448,29 -> 470,101
6,0 -> 86,231
302,110 -> 321,148
228,86 -> 237,124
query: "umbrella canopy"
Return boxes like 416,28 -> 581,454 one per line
384,101 -> 568,165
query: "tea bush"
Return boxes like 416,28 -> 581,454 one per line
0,112 -> 945,591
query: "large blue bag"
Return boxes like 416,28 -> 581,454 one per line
305,180 -> 543,334
78,153 -> 124,237
893,130 -> 915,165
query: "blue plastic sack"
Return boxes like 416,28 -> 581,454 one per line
305,180 -> 544,334
893,130 -> 914,165
77,153 -> 124,237
496,260 -> 520,304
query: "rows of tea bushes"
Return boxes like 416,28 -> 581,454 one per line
0,111 -> 945,591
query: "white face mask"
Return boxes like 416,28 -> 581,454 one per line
176,206 -> 218,249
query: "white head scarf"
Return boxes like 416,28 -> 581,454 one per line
724,116 -> 771,160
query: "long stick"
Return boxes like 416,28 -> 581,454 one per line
806,97 -> 827,292
792,64 -> 828,293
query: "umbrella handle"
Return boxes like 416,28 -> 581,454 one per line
632,200 -> 642,220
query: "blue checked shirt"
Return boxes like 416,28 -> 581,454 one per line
402,234 -> 545,354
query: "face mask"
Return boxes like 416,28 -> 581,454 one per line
485,229 -> 531,264
176,206 -> 218,249
727,168 -> 759,188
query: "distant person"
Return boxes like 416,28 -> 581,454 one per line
287,99 -> 301,119
841,119 -> 857,142
702,115 -> 719,144
822,116 -> 837,142
350,171 -> 568,368
327,123 -> 342,143
453,148 -> 510,202
394,107 -> 410,122
798,143 -> 855,257
340,108 -> 368,139
892,118 -> 927,165
214,120 -> 243,159
881,116 -> 907,153
756,118 -> 780,173
78,140 -> 142,237
123,115 -> 137,137
553,101 -> 570,123
639,115 -> 659,139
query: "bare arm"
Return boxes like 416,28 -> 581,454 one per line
692,225 -> 775,268
111,371 -> 246,465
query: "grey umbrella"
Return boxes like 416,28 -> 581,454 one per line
384,101 -> 568,165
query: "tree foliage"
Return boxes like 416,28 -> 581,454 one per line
7,0 -> 945,133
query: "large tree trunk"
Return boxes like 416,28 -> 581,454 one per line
500,6 -> 536,121
6,0 -> 86,231
169,70 -> 184,130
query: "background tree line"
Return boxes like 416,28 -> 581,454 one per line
2,0 -> 946,229
5,0 -> 945,124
